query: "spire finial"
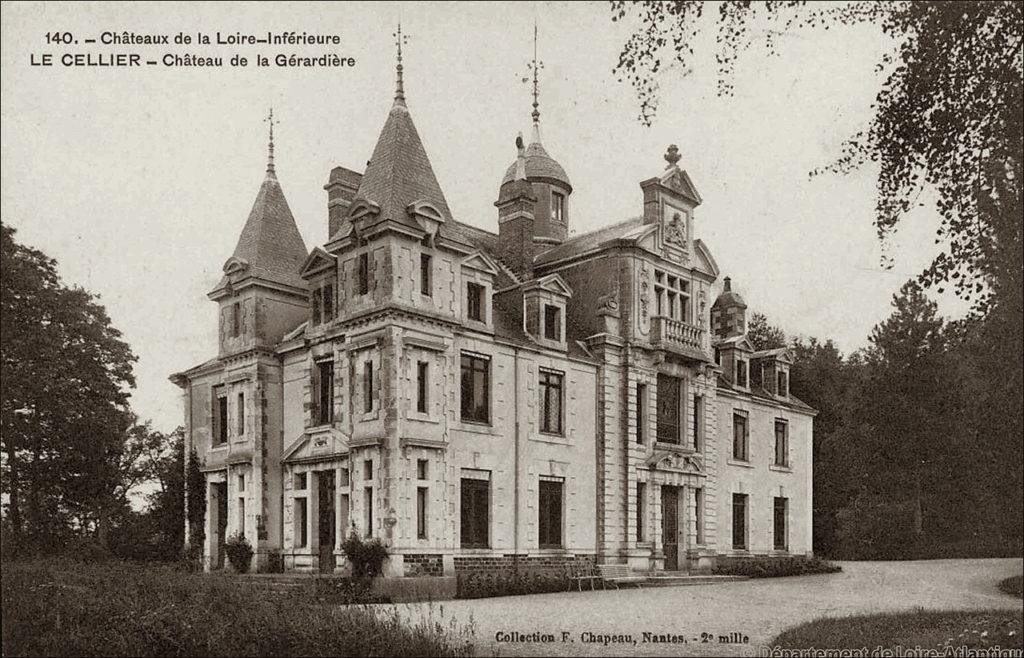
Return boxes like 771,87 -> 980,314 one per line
264,107 -> 279,178
394,23 -> 407,105
531,21 -> 541,126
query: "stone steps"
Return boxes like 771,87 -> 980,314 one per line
641,574 -> 748,587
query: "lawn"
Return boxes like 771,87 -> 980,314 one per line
772,609 -> 1023,654
1,558 -> 475,657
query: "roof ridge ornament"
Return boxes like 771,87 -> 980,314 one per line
264,107 -> 279,178
394,22 -> 408,106
665,144 -> 681,169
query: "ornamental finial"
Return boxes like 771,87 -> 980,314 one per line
665,144 -> 681,168
264,107 -> 279,178
394,23 -> 408,105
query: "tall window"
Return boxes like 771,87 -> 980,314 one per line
693,394 -> 703,451
358,253 -> 369,295
236,392 -> 245,436
417,487 -> 429,539
774,419 -> 789,466
732,493 -> 748,550
466,282 -> 484,322
732,412 -> 748,461
636,483 -> 646,542
238,496 -> 246,538
316,360 -> 334,425
322,283 -> 334,320
294,497 -> 307,547
231,302 -> 241,337
636,383 -> 647,444
420,253 -> 432,296
735,359 -> 748,387
694,488 -> 704,544
653,270 -> 690,322
363,361 -> 374,413
538,479 -> 563,549
416,459 -> 429,480
364,486 -> 373,536
656,373 -> 682,444
460,478 -> 489,548
460,353 -> 490,424
213,388 -> 228,445
777,370 -> 788,397
543,304 -> 561,341
539,369 -> 563,435
774,497 -> 788,550
416,361 -> 429,413
311,288 -> 321,325
551,191 -> 566,223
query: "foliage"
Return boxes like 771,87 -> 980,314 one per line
456,568 -> 571,599
185,447 -> 206,549
1,225 -> 137,551
312,577 -> 391,605
746,312 -> 788,351
712,556 -> 841,579
0,558 -> 475,657
340,530 -> 389,579
181,540 -> 204,573
224,534 -> 254,573
772,609 -> 1022,652
999,575 -> 1023,599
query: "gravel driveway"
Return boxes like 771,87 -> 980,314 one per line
388,558 -> 1024,656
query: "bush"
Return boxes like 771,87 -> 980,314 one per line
999,575 -> 1023,599
340,531 -> 388,578
224,534 -> 253,573
456,568 -> 571,599
180,540 -> 203,572
312,577 -> 392,604
713,555 -> 841,578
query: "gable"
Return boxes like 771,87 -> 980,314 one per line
693,239 -> 720,277
299,247 -> 336,279
461,251 -> 500,276
527,273 -> 573,298
283,429 -> 349,464
659,167 -> 702,205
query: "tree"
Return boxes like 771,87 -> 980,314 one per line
185,447 -> 206,551
746,312 -> 788,351
1,225 -> 137,550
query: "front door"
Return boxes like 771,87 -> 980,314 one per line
215,482 -> 228,569
317,471 -> 336,573
661,486 -> 679,571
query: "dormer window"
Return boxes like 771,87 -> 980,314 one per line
358,253 -> 369,296
420,253 -> 432,297
543,304 -> 561,341
466,282 -> 485,322
551,191 -> 566,224
777,370 -> 788,397
310,281 -> 334,325
735,359 -> 748,388
231,302 -> 241,337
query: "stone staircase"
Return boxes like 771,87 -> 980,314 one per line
640,571 -> 748,587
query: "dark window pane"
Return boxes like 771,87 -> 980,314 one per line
543,305 -> 560,341
460,478 -> 489,548
732,494 -> 747,549
318,361 -> 334,425
420,253 -> 432,296
358,253 -> 369,295
417,361 -> 429,413
460,354 -> 490,423
539,370 -> 563,434
538,480 -> 563,548
774,497 -> 787,550
323,284 -> 334,320
656,374 -> 681,444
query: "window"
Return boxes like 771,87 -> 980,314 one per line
363,361 -> 374,413
416,459 -> 429,480
460,478 -> 489,548
656,373 -> 682,444
416,487 -> 429,539
238,497 -> 246,538
322,283 -> 334,321
636,383 -> 647,444
694,488 -> 704,545
732,413 -> 748,461
358,253 -> 369,296
539,369 -> 564,435
653,269 -> 690,322
736,359 -> 748,387
692,394 -> 703,451
466,282 -> 484,322
551,191 -> 566,223
294,472 -> 307,489
364,486 -> 373,536
236,392 -> 245,436
538,479 -> 563,549
420,253 -> 432,296
636,483 -> 646,542
714,346 -> 721,365
543,304 -> 561,341
311,289 -> 321,325
295,497 -> 307,547
774,497 -> 788,550
732,493 -> 748,550
777,370 -> 788,397
460,353 -> 490,424
363,460 -> 373,481
238,474 -> 245,491
416,361 -> 429,413
232,302 -> 241,337
339,467 -> 349,487
316,360 -> 334,425
213,390 -> 228,445
774,419 -> 789,466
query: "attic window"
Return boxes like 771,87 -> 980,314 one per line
551,191 -> 566,224
735,359 -> 748,388
466,282 -> 485,322
358,253 -> 369,296
420,253 -> 432,297
777,370 -> 788,397
231,302 -> 241,337
543,304 -> 561,341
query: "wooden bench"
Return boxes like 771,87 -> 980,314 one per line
597,564 -> 645,589
568,562 -> 600,591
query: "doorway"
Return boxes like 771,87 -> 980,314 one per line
317,471 -> 336,573
661,486 -> 679,571
214,482 -> 228,569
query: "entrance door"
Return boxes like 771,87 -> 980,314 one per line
215,482 -> 228,569
661,486 -> 679,571
317,471 -> 336,573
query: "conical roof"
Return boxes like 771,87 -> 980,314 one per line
500,124 -> 571,191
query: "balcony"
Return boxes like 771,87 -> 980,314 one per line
650,316 -> 709,361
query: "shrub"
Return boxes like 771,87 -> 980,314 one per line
312,577 -> 392,604
340,531 -> 388,578
455,567 -> 571,599
999,575 -> 1023,599
224,534 -> 253,573
180,540 -> 204,572
713,555 -> 841,578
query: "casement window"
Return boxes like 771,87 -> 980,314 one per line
466,282 -> 484,322
551,190 -> 566,223
294,497 -> 308,548
735,359 -> 748,388
774,497 -> 789,551
420,253 -> 432,296
416,361 -> 429,413
236,392 -> 245,436
416,487 -> 429,539
636,482 -> 646,542
416,459 -> 429,480
654,270 -> 690,322
231,302 -> 241,337
460,353 -> 490,424
538,478 -> 563,549
774,419 -> 789,466
543,304 -> 561,341
656,373 -> 682,444
636,383 -> 647,444
364,486 -> 373,536
358,253 -> 369,296
460,478 -> 490,548
777,370 -> 788,397
363,361 -> 374,413
539,369 -> 564,435
732,412 -> 749,461
694,488 -> 704,545
692,394 -> 704,451
314,360 -> 334,426
732,493 -> 748,550
213,388 -> 228,445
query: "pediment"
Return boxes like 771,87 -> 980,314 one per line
718,336 -> 757,353
693,239 -> 720,277
644,449 -> 705,474
222,256 -> 250,275
526,273 -> 573,298
659,167 -> 702,206
283,428 -> 350,464
460,251 -> 499,276
299,247 -> 336,279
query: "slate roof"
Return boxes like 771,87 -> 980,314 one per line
534,216 -> 648,266
214,173 -> 308,292
500,140 -> 572,190
716,374 -> 816,414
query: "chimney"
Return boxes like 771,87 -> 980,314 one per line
496,135 -> 537,280
324,166 -> 362,238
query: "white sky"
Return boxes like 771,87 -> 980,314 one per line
1,1 -> 967,434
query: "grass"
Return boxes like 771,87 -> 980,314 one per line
772,609 -> 1023,653
999,574 -> 1023,598
713,555 -> 842,578
1,557 -> 475,657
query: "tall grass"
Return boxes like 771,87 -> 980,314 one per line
1,558 -> 475,657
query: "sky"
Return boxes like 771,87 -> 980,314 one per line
0,1 -> 968,434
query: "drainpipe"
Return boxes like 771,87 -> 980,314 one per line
513,345 -> 521,559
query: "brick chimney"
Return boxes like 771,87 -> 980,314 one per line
324,166 -> 362,238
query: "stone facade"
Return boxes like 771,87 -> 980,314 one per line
171,61 -> 815,577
